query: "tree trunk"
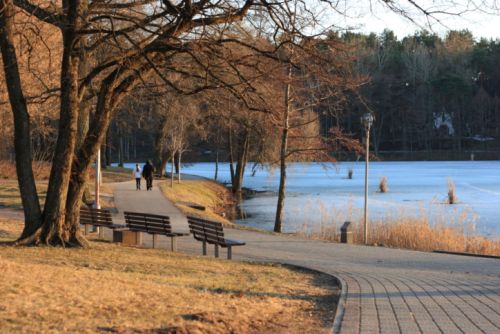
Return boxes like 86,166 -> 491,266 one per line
133,135 -> 137,160
170,151 -> 175,187
274,64 -> 292,233
154,115 -> 167,172
177,151 -> 182,183
36,4 -> 82,246
64,66 -> 152,247
118,129 -> 124,167
0,0 -> 43,237
77,55 -> 92,206
174,151 -> 180,174
227,127 -> 235,186
100,144 -> 107,169
125,137 -> 130,161
232,131 -> 249,193
105,129 -> 111,167
160,156 -> 169,178
214,149 -> 219,180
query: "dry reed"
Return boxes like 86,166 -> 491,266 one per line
447,179 -> 458,204
379,176 -> 388,193
297,200 -> 499,256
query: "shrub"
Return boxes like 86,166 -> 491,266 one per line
379,176 -> 388,193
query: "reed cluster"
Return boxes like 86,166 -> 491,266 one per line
296,200 -> 499,256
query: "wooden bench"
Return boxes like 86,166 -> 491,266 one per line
123,211 -> 189,251
187,216 -> 245,260
80,206 -> 124,238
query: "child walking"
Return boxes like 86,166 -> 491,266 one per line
134,164 -> 142,190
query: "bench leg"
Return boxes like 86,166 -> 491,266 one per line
136,232 -> 143,246
98,226 -> 104,239
227,246 -> 232,260
152,234 -> 158,248
202,240 -> 207,256
215,244 -> 219,258
84,224 -> 89,236
170,236 -> 177,252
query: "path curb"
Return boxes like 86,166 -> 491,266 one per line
279,263 -> 346,333
331,274 -> 347,334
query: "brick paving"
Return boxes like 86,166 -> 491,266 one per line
110,181 -> 500,333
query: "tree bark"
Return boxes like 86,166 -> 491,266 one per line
0,0 -> 43,237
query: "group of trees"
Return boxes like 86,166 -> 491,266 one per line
1,0 -> 498,245
0,0 -> 362,245
338,29 -> 500,158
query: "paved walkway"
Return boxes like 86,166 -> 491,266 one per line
112,181 -> 500,334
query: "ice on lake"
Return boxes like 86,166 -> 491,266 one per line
178,161 -> 499,238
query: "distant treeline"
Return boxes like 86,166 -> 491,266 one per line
322,29 -> 500,158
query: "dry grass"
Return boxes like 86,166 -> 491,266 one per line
378,176 -> 388,193
447,179 -> 458,204
0,218 -> 338,334
0,181 -> 117,211
0,161 -> 132,184
297,201 -> 500,256
100,166 -> 135,183
160,180 -> 234,224
0,160 -> 51,181
0,180 -> 48,209
0,162 -> 132,211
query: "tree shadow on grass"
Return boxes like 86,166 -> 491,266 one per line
192,263 -> 340,328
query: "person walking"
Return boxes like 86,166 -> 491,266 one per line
142,160 -> 154,191
133,164 -> 142,190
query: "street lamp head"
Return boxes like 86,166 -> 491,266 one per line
361,113 -> 374,130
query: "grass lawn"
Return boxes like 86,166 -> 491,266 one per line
160,180 -> 234,224
0,162 -> 132,211
0,218 -> 338,333
0,180 -> 47,210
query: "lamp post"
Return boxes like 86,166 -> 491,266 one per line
94,148 -> 101,209
361,113 -> 374,245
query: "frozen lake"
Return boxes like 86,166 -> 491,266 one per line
176,161 -> 499,238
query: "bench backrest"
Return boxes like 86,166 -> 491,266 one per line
187,216 -> 225,244
80,206 -> 113,226
124,211 -> 172,235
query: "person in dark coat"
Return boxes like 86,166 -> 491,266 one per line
142,160 -> 154,190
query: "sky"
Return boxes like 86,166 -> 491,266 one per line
331,0 -> 500,40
